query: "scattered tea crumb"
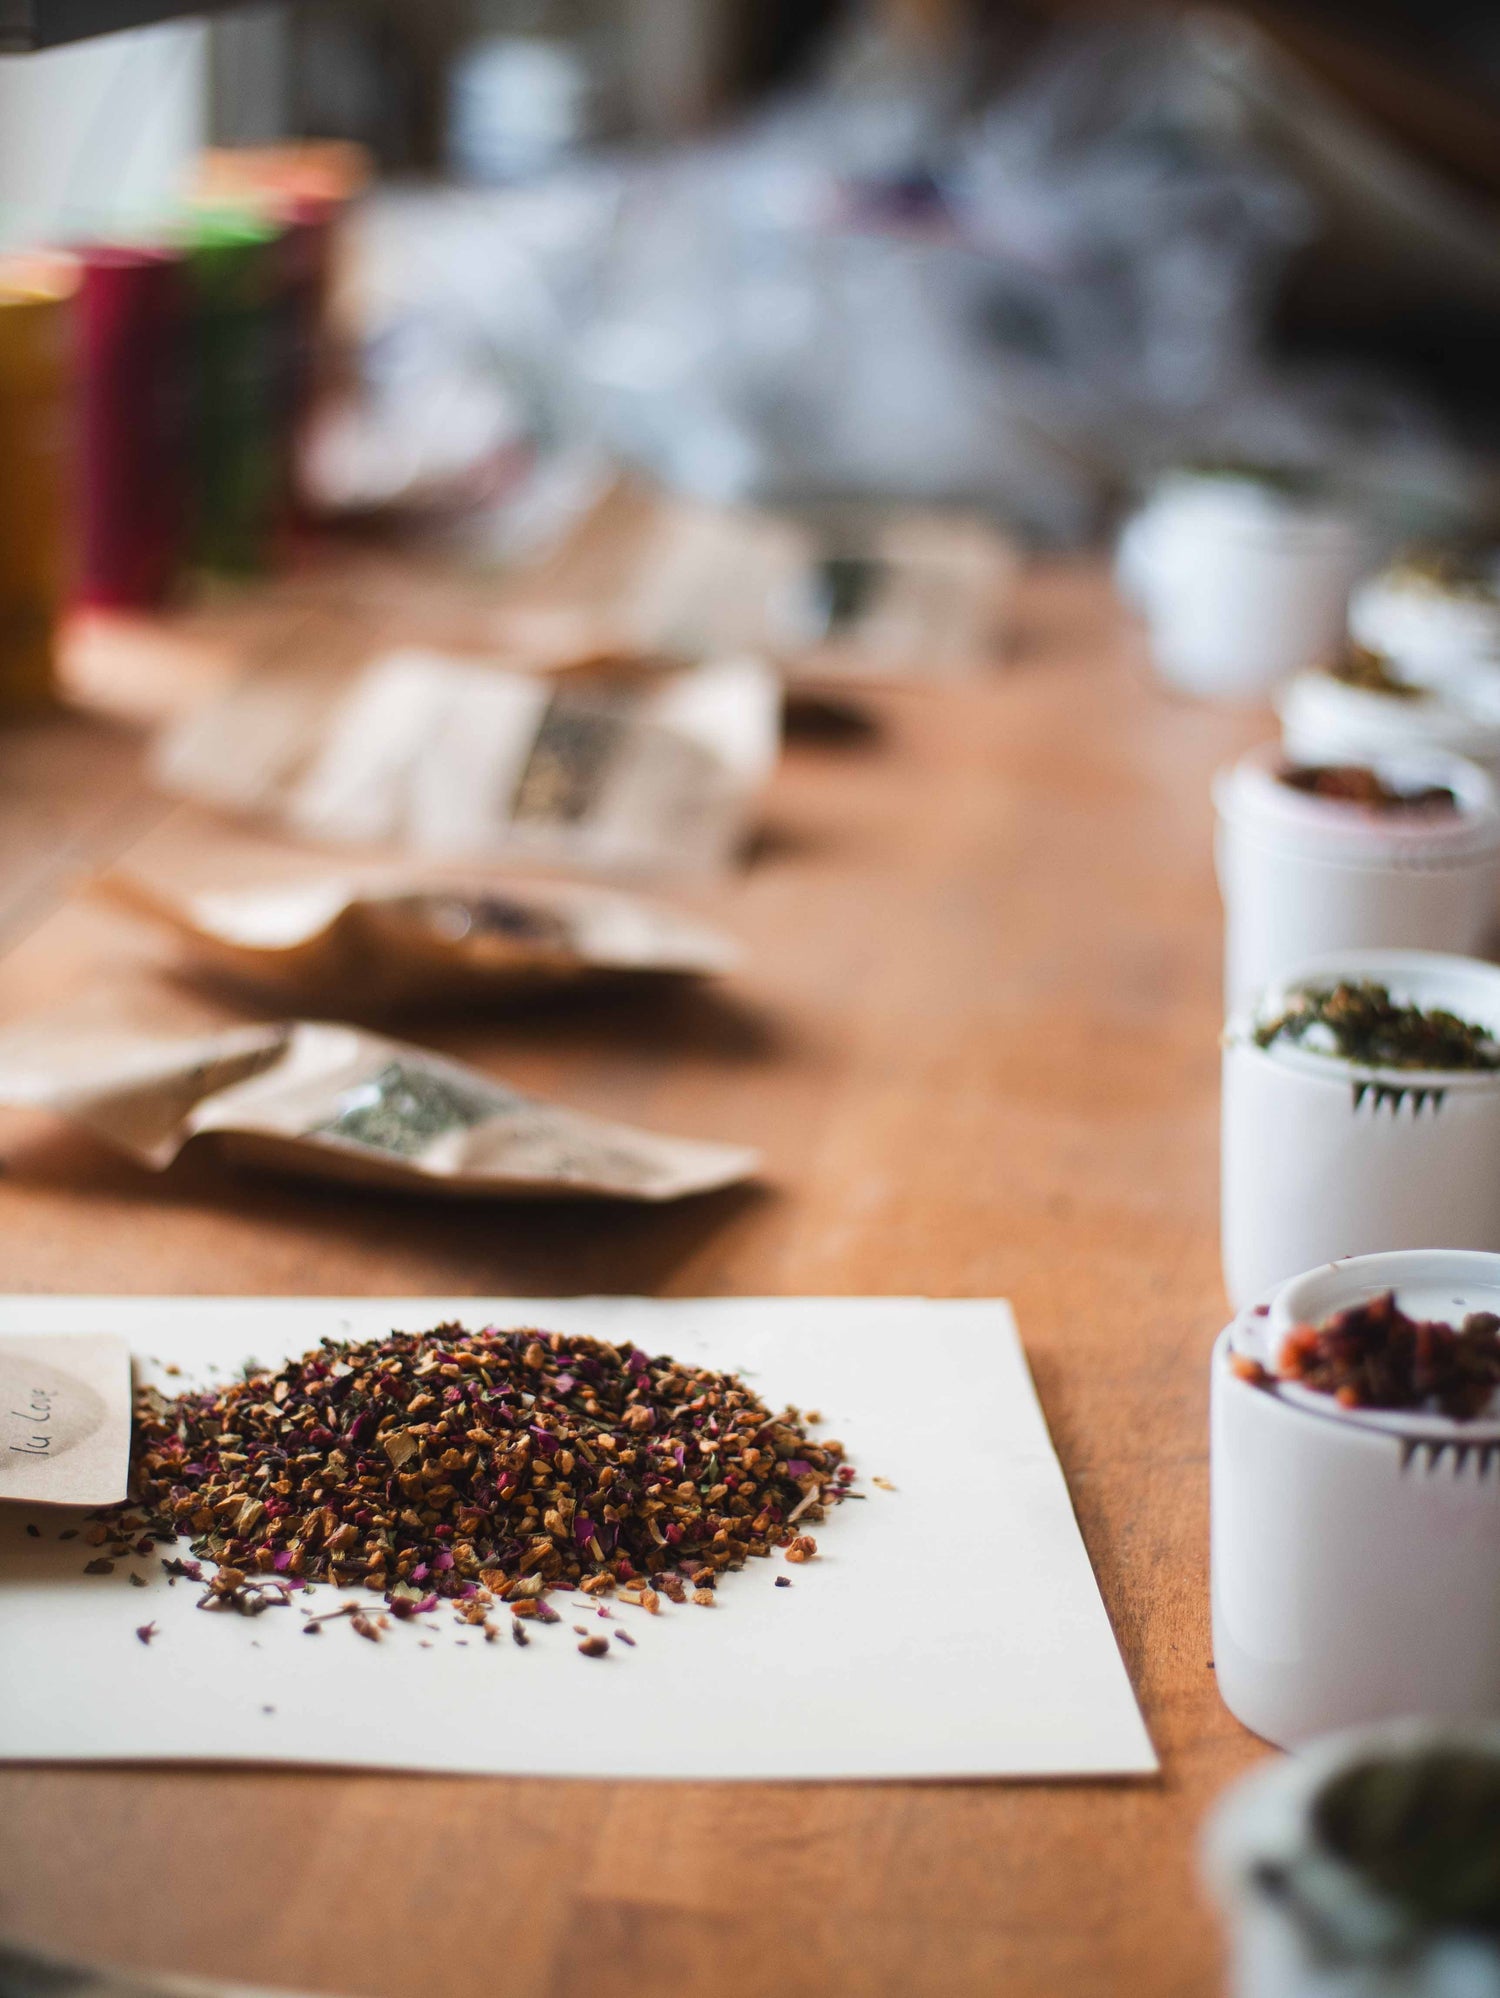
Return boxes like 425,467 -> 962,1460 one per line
614,1628 -> 636,1647
24,1523 -> 39,1539
775,1576 -> 791,1588
578,1634 -> 609,1658
83,1558 -> 114,1575
135,1622 -> 157,1645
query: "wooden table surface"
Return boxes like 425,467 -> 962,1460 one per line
0,556 -> 1272,1998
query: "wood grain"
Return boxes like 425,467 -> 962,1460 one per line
0,558 -> 1272,1998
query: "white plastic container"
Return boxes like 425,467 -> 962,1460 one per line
1277,663 -> 1500,785
1214,744 -> 1500,1012
1212,1250 -> 1500,1749
1205,1717 -> 1500,1998
1350,556 -> 1500,687
1222,951 -> 1500,1307
1125,474 -> 1364,700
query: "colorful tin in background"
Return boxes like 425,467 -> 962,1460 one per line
0,145 -> 367,695
191,140 -> 373,216
274,196 -> 337,513
184,210 -> 288,577
76,245 -> 192,609
0,254 -> 78,714
189,144 -> 371,524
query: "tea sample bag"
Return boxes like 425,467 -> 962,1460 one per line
155,648 -> 781,877
93,870 -> 742,1010
0,1019 -> 758,1201
618,502 -> 1018,680
0,1333 -> 131,1506
495,488 -> 1018,682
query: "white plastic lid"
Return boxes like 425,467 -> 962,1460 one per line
1350,565 -> 1500,683
1276,667 -> 1500,769
1228,1248 -> 1500,1441
1213,740 -> 1500,867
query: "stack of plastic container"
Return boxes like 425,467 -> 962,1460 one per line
1209,530 -> 1500,1753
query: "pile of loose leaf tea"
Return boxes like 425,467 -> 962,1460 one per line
122,1326 -> 852,1636
1277,762 -> 1457,812
1254,981 -> 1500,1072
1312,1746 -> 1500,1938
1277,1291 -> 1500,1421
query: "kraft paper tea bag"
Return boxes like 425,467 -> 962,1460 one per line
0,1333 -> 132,1507
621,502 -> 1019,681
154,649 -> 781,878
0,1020 -> 758,1202
92,871 -> 743,1011
491,487 -> 1018,683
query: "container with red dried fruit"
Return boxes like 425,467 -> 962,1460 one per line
1213,741 -> 1500,1010
1211,1248 -> 1500,1750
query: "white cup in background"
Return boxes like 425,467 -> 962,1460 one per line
1124,474 -> 1364,701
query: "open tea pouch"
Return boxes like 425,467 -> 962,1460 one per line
0,1019 -> 758,1201
154,650 -> 781,877
94,871 -> 741,1010
495,488 -> 1019,683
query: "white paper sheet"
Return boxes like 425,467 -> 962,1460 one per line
0,1297 -> 1156,1782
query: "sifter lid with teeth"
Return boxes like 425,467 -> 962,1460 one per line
1212,1249 -> 1500,1748
1227,1249 -> 1500,1449
1222,954 -> 1500,1311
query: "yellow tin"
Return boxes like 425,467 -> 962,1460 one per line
0,254 -> 79,715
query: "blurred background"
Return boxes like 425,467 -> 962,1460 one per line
4,0 -> 1500,610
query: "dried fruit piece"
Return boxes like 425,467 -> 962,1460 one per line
1278,763 -> 1456,812
1279,1291 -> 1500,1420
